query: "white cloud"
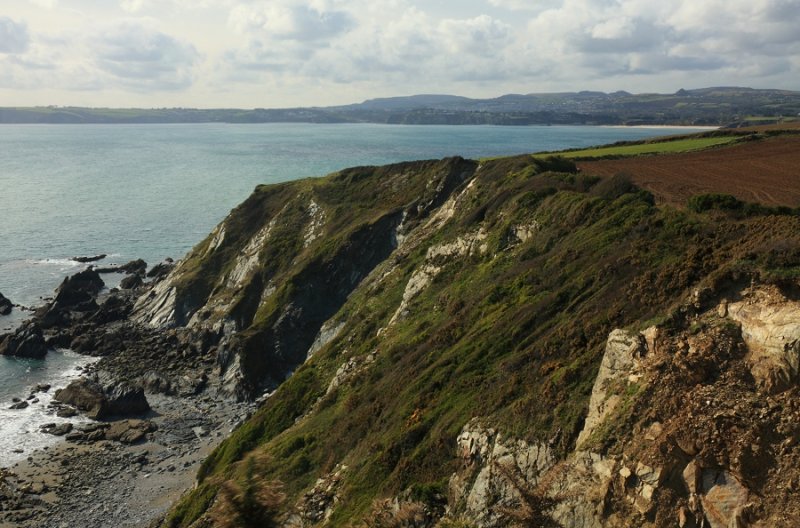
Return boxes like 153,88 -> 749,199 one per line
229,1 -> 354,41
488,0 -> 559,11
91,20 -> 200,90
1,0 -> 799,106
0,17 -> 30,54
524,0 -> 800,82
25,0 -> 59,7
120,0 -> 146,13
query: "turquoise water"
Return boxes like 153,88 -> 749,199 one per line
0,123 -> 708,464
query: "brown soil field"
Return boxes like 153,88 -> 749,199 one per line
578,135 -> 800,207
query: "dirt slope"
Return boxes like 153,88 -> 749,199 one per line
578,135 -> 800,207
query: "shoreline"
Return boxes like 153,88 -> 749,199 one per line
0,349 -> 99,469
599,124 -> 721,130
1,389 -> 253,527
0,262 -> 251,527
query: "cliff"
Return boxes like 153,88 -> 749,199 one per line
129,147 -> 800,527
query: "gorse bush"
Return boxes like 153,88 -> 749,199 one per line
688,193 -> 799,217
687,193 -> 743,213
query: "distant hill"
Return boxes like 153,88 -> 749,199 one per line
2,87 -> 799,126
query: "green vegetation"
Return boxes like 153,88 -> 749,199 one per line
160,149 -> 800,527
687,193 -> 799,217
535,136 -> 738,159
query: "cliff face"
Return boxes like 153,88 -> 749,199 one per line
142,153 -> 800,527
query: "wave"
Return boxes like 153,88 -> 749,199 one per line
0,351 -> 98,468
28,258 -> 85,267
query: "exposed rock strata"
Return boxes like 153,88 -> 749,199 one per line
442,286 -> 800,527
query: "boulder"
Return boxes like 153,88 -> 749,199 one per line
727,287 -> 800,393
56,407 -> 78,418
54,378 -> 107,418
54,268 -> 104,307
71,254 -> 106,263
119,274 -> 143,290
54,379 -> 149,419
119,259 -> 147,275
105,382 -> 150,416
0,324 -> 48,359
0,292 -> 12,316
140,371 -> 174,395
104,419 -> 156,444
41,423 -> 73,436
696,466 -> 749,528
146,261 -> 175,280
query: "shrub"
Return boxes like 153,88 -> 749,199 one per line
687,193 -> 743,213
533,156 -> 578,174
590,173 -> 638,200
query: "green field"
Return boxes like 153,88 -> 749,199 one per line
536,136 -> 738,159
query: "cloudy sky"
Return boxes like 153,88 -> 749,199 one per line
1,0 -> 798,108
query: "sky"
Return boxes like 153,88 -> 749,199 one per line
1,0 -> 798,108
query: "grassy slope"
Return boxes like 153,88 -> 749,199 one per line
536,136 -> 737,159
161,151 -> 800,526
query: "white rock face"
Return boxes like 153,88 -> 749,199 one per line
308,320 -> 346,357
727,286 -> 800,392
324,350 -> 377,395
510,221 -> 541,245
225,217 -> 279,289
576,329 -> 646,448
449,419 -> 556,527
388,229 -> 487,326
206,224 -> 226,256
303,199 -> 326,248
422,177 -> 478,232
132,281 -> 178,328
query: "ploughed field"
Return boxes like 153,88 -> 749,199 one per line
577,135 -> 800,207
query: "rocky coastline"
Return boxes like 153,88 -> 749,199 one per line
0,260 -> 252,527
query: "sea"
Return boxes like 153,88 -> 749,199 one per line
0,122 -> 709,465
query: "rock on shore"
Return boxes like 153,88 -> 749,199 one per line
54,379 -> 150,420
0,324 -> 47,358
0,292 -> 12,316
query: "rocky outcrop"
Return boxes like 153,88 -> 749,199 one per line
0,291 -> 12,315
146,260 -> 174,280
71,254 -> 106,263
96,258 -> 148,275
53,268 -> 104,306
441,283 -> 800,528
285,465 -> 347,526
132,281 -> 178,328
120,273 -> 143,290
54,379 -> 150,420
388,228 -> 488,326
448,419 -> 557,527
35,268 -> 106,328
576,328 -> 646,448
727,286 -> 800,393
0,324 -> 48,358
